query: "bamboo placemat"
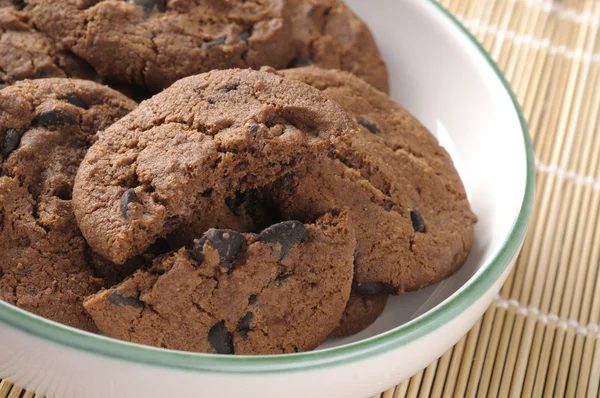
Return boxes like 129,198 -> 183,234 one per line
2,0 -> 600,396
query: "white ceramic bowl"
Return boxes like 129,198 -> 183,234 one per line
0,1 -> 534,397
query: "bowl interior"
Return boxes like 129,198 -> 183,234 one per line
0,1 -> 530,371
320,0 -> 528,349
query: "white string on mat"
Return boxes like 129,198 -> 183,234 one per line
494,295 -> 600,336
453,16 -> 600,62
456,0 -> 599,25
535,160 -> 600,191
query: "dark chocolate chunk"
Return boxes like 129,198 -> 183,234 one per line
356,116 -> 380,134
248,294 -> 257,305
249,124 -> 259,133
208,321 -> 234,354
410,210 -> 426,233
381,198 -> 396,212
239,29 -> 251,43
287,58 -> 313,68
258,221 -> 307,259
283,173 -> 295,193
1,129 -> 22,158
352,281 -> 394,296
32,108 -> 78,127
225,82 -> 239,91
191,229 -> 245,270
207,98 -> 216,105
120,188 -> 138,220
201,36 -> 227,50
274,273 -> 293,287
60,93 -> 88,109
237,312 -> 254,339
133,0 -> 166,12
108,291 -> 144,308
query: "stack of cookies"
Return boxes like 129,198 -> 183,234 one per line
0,0 -> 476,355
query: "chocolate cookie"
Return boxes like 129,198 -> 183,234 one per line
267,66 -> 477,294
73,68 -> 357,264
0,78 -> 136,331
26,0 -> 387,94
0,2 -> 98,86
329,292 -> 388,339
84,212 -> 355,355
287,0 -> 389,93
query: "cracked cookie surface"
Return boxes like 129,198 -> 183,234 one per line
73,68 -> 357,264
287,0 -> 389,93
25,0 -> 388,94
0,1 -> 98,86
0,78 -> 136,331
84,212 -> 355,355
269,67 -> 477,294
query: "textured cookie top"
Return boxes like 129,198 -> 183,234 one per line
0,2 -> 98,86
273,67 -> 476,293
27,0 -> 291,93
0,78 -> 136,331
25,0 -> 388,93
73,68 -> 357,264
84,212 -> 355,355
287,0 -> 389,93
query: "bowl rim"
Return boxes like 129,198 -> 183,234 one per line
0,0 -> 535,375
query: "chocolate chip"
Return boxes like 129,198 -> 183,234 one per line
225,191 -> 245,216
410,210 -> 426,233
356,116 -> 380,134
108,291 -> 144,308
225,82 -> 239,91
248,294 -> 257,305
32,108 -> 78,127
133,0 -> 165,12
249,124 -> 259,133
191,229 -> 245,270
283,173 -> 295,193
257,221 -> 307,259
239,29 -> 252,43
238,312 -> 254,339
274,273 -> 293,287
201,36 -> 226,50
120,189 -> 138,220
207,98 -> 216,105
60,93 -> 88,109
287,58 -> 313,68
352,281 -> 394,296
201,188 -> 213,197
381,198 -> 396,212
208,321 -> 234,354
1,129 -> 22,158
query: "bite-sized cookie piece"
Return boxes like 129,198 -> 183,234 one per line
0,78 -> 136,331
287,0 -> 389,93
25,0 -> 387,94
329,291 -> 388,339
267,67 -> 476,293
84,212 -> 355,355
73,69 -> 357,264
0,2 -> 98,86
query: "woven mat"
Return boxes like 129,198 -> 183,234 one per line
2,0 -> 600,396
